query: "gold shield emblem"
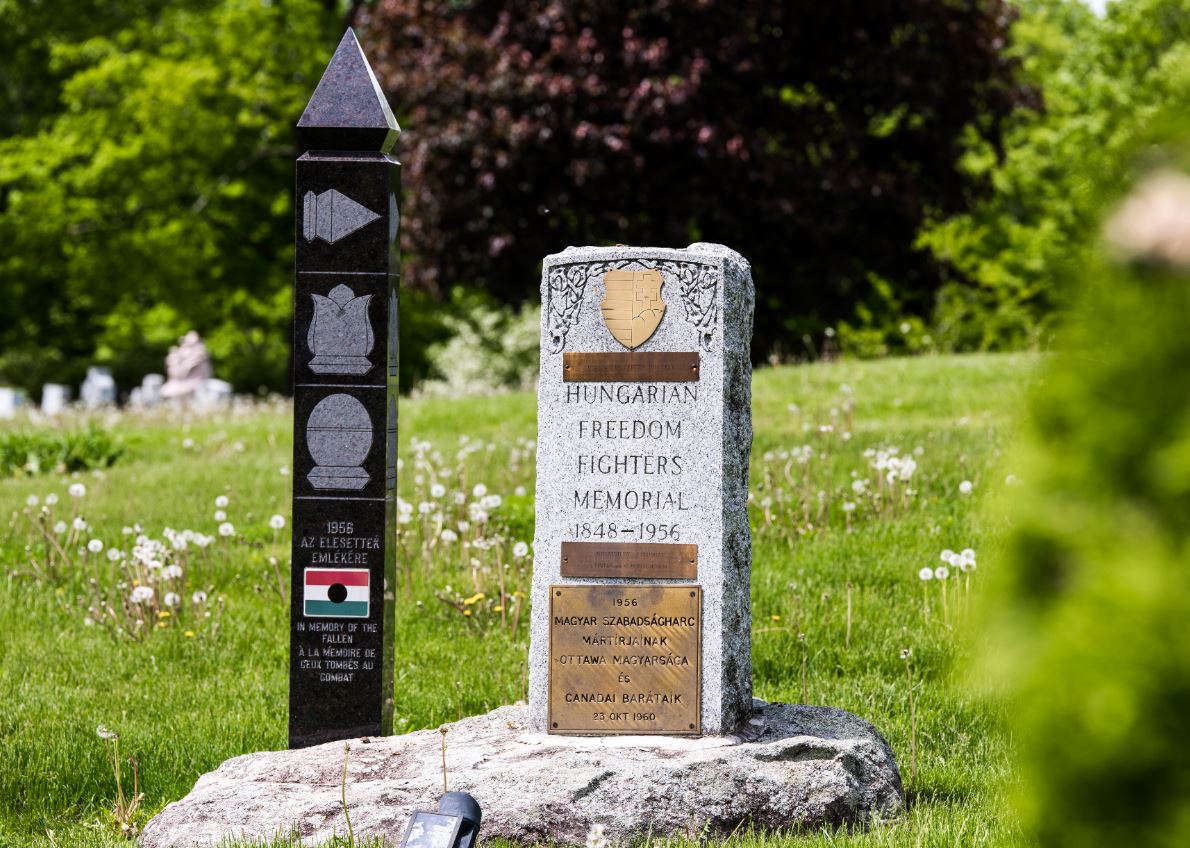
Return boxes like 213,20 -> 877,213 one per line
600,269 -> 666,350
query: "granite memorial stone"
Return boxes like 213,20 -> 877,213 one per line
529,243 -> 754,735
287,29 -> 400,749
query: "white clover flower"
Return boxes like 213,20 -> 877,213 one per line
215,495 -> 229,508
269,514 -> 286,530
26,495 -> 39,507
514,485 -> 527,497
214,510 -> 227,522
107,548 -> 122,562
959,480 -> 974,495
54,520 -> 67,535
192,590 -> 208,605
87,539 -> 104,554
513,541 -> 530,559
934,566 -> 950,580
430,483 -> 446,498
472,483 -> 487,498
130,586 -> 154,604
45,493 -> 59,506
68,483 -> 86,498
164,592 -> 181,608
918,567 -> 933,581
440,529 -> 458,543
218,522 -> 235,538
72,517 -> 87,532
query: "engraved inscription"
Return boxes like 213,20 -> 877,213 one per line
561,542 -> 697,579
549,584 -> 700,734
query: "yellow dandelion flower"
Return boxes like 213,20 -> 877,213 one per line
771,614 -> 781,622
184,631 -> 195,638
463,592 -> 485,605
492,605 -> 504,612
55,587 -> 65,596
157,610 -> 171,618
156,621 -> 166,629
463,609 -> 472,617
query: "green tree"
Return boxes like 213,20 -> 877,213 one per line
920,0 -> 1190,351
364,0 -> 1026,362
0,0 -> 335,394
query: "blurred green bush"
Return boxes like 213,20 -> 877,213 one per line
0,426 -> 124,477
982,161 -> 1190,846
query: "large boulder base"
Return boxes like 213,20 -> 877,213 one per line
140,701 -> 903,848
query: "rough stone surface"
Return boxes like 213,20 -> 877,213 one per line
530,243 -> 755,735
140,701 -> 903,848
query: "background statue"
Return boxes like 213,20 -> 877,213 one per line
160,331 -> 213,400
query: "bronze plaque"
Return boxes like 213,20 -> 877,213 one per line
548,584 -> 701,735
563,351 -> 699,382
561,542 -> 697,579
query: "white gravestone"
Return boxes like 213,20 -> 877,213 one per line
529,242 -> 754,735
80,367 -> 116,408
41,384 -> 71,415
0,387 -> 25,419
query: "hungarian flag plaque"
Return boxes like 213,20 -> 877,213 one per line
303,568 -> 370,618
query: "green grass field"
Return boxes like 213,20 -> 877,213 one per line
0,353 -> 1039,847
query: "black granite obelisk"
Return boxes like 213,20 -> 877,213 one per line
289,29 -> 399,749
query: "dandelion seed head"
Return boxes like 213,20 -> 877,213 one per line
269,514 -> 286,530
959,480 -> 974,495
68,483 -> 86,498
218,522 -> 235,538
214,495 -> 229,508
918,567 -> 934,581
87,539 -> 104,554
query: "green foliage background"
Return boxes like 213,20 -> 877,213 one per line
3,0 -> 1190,390
0,0 -> 332,395
917,0 -> 1190,353
975,143 -> 1190,844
